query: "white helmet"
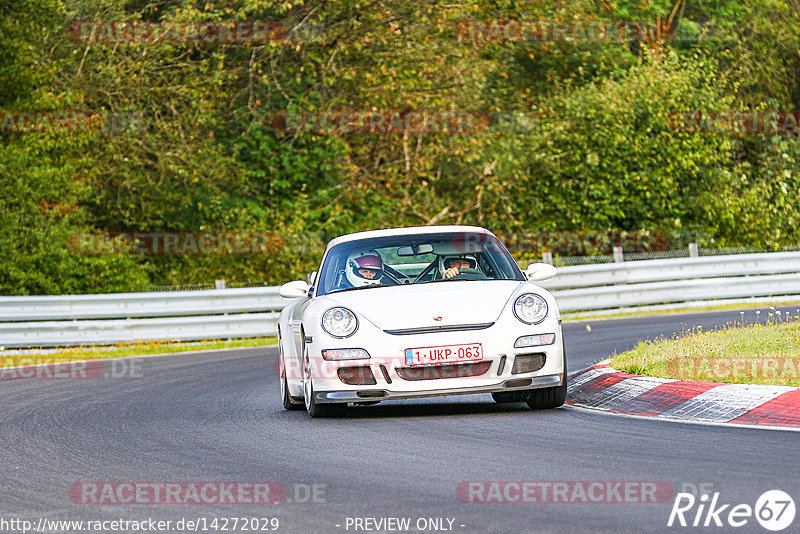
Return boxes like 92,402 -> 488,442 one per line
345,249 -> 384,287
438,254 -> 478,276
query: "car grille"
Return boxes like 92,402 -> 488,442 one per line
395,361 -> 492,381
383,322 -> 494,336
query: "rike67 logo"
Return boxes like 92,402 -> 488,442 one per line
668,490 -> 796,531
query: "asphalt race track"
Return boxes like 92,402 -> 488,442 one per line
1,307 -> 799,534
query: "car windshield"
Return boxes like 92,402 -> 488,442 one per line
316,231 -> 524,296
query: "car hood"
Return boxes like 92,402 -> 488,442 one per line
324,280 -> 525,331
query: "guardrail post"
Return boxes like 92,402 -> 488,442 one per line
689,243 -> 699,258
215,279 -> 226,289
613,246 -> 624,263
542,252 -> 553,265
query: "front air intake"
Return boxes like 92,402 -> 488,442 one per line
496,355 -> 507,376
356,391 -> 387,398
396,361 -> 491,381
379,364 -> 392,384
511,353 -> 546,374
337,366 -> 377,386
504,378 -> 533,388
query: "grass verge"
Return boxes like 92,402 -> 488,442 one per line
609,320 -> 800,387
0,337 -> 276,367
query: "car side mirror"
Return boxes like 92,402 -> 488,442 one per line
525,263 -> 557,282
279,280 -> 310,298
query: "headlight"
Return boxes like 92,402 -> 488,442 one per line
515,333 -> 555,348
321,307 -> 358,338
513,293 -> 548,324
321,348 -> 370,361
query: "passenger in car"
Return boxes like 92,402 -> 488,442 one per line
341,249 -> 385,288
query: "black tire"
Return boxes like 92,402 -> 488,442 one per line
526,345 -> 567,410
305,380 -> 347,418
302,342 -> 346,418
282,373 -> 304,411
525,381 -> 567,409
278,330 -> 304,411
491,391 -> 531,403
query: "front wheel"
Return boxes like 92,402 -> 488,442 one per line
279,333 -> 303,411
304,379 -> 347,418
303,349 -> 346,418
526,348 -> 567,410
282,373 -> 304,411
525,381 -> 566,409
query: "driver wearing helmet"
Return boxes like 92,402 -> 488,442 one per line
439,255 -> 478,279
344,249 -> 384,288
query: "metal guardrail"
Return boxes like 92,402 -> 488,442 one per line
536,251 -> 800,312
545,273 -> 800,312
0,313 -> 279,347
1,251 -> 799,347
540,251 -> 800,290
0,287 -> 284,321
540,252 -> 800,312
0,288 -> 283,347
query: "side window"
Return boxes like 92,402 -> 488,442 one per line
321,257 -> 336,293
321,252 -> 347,293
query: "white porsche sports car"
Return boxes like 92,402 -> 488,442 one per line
277,225 -> 566,417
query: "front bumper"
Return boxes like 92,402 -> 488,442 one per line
306,312 -> 565,404
314,373 -> 562,403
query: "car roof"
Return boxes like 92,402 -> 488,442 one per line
324,225 -> 493,249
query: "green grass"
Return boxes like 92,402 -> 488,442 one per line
0,337 -> 276,368
610,318 -> 800,387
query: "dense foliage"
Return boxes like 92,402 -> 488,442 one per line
1,0 -> 798,294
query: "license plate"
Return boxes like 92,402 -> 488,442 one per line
404,343 -> 484,367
